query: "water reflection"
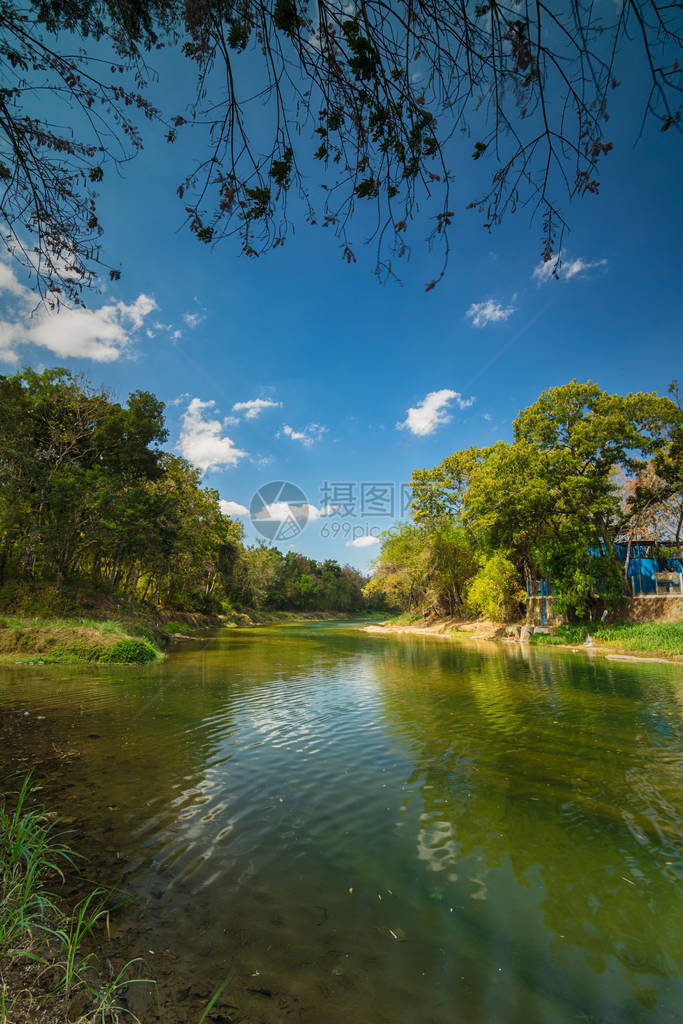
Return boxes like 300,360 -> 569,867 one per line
0,625 -> 681,1023
373,635 -> 683,1019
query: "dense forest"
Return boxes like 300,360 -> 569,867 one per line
366,381 -> 682,621
0,369 -> 383,617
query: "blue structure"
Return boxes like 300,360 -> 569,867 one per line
613,541 -> 682,595
527,541 -> 682,602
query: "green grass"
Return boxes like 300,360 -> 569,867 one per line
0,775 -> 77,960
0,616 -> 121,631
0,616 -> 162,664
531,621 -> 683,656
0,774 -> 158,1023
97,639 -> 159,663
385,612 -> 423,626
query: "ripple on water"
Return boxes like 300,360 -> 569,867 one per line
0,630 -> 682,1024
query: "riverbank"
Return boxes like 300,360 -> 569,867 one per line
0,581 -> 227,664
0,578 -> 383,663
0,611 -> 365,663
363,616 -> 683,662
237,609 -> 381,626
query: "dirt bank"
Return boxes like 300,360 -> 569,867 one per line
363,617 -> 683,664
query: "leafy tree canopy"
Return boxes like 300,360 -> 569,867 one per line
371,379 -> 682,619
0,368 -> 385,615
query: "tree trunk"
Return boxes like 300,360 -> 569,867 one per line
596,515 -> 631,597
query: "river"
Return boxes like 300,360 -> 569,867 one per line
0,622 -> 681,1023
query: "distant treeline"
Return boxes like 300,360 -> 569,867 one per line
366,380 -> 682,621
0,369 -> 386,616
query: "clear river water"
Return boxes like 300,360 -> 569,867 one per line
0,622 -> 681,1024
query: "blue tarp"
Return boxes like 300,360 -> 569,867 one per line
613,545 -> 682,594
578,543 -> 681,595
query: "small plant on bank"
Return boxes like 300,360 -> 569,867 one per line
85,957 -> 154,1024
0,774 -> 77,960
0,773 -> 155,1023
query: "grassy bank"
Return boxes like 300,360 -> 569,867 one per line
531,621 -> 683,658
0,581 -> 383,662
0,616 -> 163,665
0,581 -> 228,664
1,774 -> 234,1024
383,612 -> 424,627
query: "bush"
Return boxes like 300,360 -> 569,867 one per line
98,639 -> 159,663
466,554 -> 524,622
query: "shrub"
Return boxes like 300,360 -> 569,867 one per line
466,554 -> 524,622
98,639 -> 159,664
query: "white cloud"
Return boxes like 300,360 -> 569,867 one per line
532,252 -> 608,284
254,502 -> 291,522
182,311 -> 205,329
282,425 -> 306,442
169,392 -> 192,407
253,501 -> 334,522
179,397 -> 248,472
306,504 -> 338,520
232,398 -> 282,420
347,535 -> 380,548
254,502 -> 306,522
280,423 -> 327,447
466,298 -> 515,328
219,499 -> 249,516
0,261 -> 30,299
124,294 -> 157,328
0,258 -> 157,363
397,389 -> 474,437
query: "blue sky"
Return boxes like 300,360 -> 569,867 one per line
0,36 -> 680,571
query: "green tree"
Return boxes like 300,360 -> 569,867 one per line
232,544 -> 283,611
0,368 -> 166,582
366,519 -> 478,616
512,380 -> 681,600
0,368 -> 375,616
466,553 -> 524,622
398,380 -> 682,620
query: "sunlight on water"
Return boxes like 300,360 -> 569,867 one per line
1,623 -> 681,1023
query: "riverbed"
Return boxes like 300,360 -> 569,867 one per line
1,622 -> 681,1023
